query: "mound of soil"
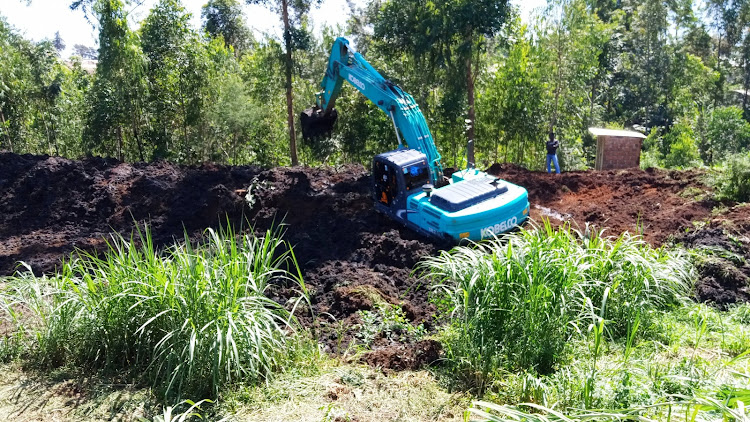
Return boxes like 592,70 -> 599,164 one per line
2,152 -> 749,369
487,164 -> 742,246
360,339 -> 442,371
0,153 -> 259,274
676,222 -> 750,308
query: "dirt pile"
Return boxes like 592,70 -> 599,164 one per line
0,153 -> 259,274
1,152 -> 749,368
487,163 -> 738,245
677,221 -> 750,307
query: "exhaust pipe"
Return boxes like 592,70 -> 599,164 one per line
467,138 -> 475,169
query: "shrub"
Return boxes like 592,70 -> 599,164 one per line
4,224 -> 309,399
420,221 -> 693,391
700,106 -> 750,164
712,152 -> 750,203
664,122 -> 701,168
640,127 -> 664,169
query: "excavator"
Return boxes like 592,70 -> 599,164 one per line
301,37 -> 529,241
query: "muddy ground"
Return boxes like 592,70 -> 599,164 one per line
1,153 -> 749,368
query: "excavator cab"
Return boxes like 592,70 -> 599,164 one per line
300,106 -> 338,141
372,149 -> 430,216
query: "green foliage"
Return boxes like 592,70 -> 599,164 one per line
664,121 -> 702,168
5,0 -> 750,171
0,17 -> 90,156
355,304 -> 426,348
700,106 -> 750,164
3,224 -> 309,400
202,0 -> 252,54
712,152 -> 750,202
477,20 -> 546,168
670,53 -> 719,119
421,222 -> 693,393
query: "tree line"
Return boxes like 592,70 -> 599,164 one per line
0,0 -> 749,170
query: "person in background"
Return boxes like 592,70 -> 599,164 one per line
546,131 -> 560,174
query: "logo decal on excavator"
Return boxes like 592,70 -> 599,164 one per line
348,74 -> 366,91
480,217 -> 518,238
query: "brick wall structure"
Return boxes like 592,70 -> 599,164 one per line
590,128 -> 646,171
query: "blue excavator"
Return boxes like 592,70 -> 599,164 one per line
301,37 -> 529,241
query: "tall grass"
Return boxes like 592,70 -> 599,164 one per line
421,221 -> 693,392
465,391 -> 750,422
3,224 -> 309,399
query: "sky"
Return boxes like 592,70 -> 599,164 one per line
0,0 -> 546,59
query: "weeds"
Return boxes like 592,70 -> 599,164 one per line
421,221 -> 694,393
3,223 -> 310,400
356,303 -> 426,348
465,390 -> 750,422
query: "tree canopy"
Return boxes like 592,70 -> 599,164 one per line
1,0 -> 747,171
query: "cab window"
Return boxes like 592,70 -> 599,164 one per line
403,163 -> 429,192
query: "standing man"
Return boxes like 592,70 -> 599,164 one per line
546,131 -> 560,174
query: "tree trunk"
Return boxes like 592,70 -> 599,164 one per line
551,25 -> 564,132
233,133 -> 238,165
743,52 -> 749,113
465,45 -> 476,168
132,113 -> 145,162
178,81 -> 190,162
0,110 -> 13,153
41,111 -> 54,156
282,0 -> 299,166
715,34 -> 723,108
117,125 -> 123,161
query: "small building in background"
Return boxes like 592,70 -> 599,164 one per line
589,128 -> 646,170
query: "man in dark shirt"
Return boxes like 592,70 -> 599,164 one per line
546,131 -> 560,174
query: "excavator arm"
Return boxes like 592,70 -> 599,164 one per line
301,37 -> 444,184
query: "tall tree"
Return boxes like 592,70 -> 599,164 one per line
373,0 -> 511,161
739,4 -> 750,117
141,0 -> 204,161
202,0 -> 252,54
478,20 -> 546,167
705,0 -> 747,105
53,31 -> 66,55
538,0 -> 610,167
245,0 -> 316,166
613,0 -> 674,128
85,0 -> 147,160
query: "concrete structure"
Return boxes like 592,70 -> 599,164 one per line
589,128 -> 646,170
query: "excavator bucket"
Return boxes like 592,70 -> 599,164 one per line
300,107 -> 338,141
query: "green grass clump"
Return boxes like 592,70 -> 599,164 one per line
420,221 -> 693,392
3,224 -> 309,399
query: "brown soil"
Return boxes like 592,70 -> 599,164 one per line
487,164 -> 734,245
1,153 -> 748,369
